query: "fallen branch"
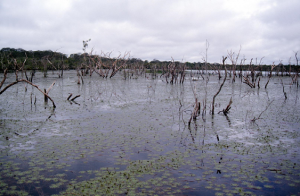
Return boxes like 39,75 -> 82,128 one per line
0,79 -> 56,108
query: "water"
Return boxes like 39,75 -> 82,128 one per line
0,70 -> 299,195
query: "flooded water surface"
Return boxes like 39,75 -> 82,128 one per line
0,71 -> 300,195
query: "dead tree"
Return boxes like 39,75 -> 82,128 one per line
218,97 -> 232,116
212,56 -> 227,115
227,45 -> 241,82
265,63 -> 277,89
0,56 -> 56,108
243,75 -> 255,88
110,52 -> 130,78
294,51 -> 299,66
0,77 -> 56,108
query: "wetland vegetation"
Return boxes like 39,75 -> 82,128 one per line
0,46 -> 300,195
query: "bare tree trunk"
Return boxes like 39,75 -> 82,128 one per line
212,57 -> 227,115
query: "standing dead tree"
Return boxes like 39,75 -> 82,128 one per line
294,51 -> 299,66
188,83 -> 201,126
93,51 -> 113,78
162,58 -> 186,84
179,61 -> 186,84
218,97 -> 232,116
265,63 -> 277,89
256,57 -> 265,77
110,51 -> 130,78
243,75 -> 255,88
212,56 -> 227,115
227,45 -> 241,82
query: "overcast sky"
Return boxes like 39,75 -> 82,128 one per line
0,0 -> 299,64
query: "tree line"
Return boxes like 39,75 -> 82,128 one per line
0,47 -> 299,74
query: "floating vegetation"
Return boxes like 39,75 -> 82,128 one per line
0,71 -> 300,195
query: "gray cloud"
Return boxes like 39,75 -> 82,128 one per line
0,0 -> 299,64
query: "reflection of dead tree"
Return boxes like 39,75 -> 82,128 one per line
251,100 -> 274,122
281,79 -> 287,100
14,111 -> 55,138
212,56 -> 227,115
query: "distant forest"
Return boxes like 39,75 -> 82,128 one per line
0,47 -> 299,74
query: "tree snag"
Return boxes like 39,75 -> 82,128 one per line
212,56 -> 227,115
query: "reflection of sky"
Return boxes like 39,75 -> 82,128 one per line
0,71 -> 300,195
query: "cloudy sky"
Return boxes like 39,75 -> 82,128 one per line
0,0 -> 299,64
